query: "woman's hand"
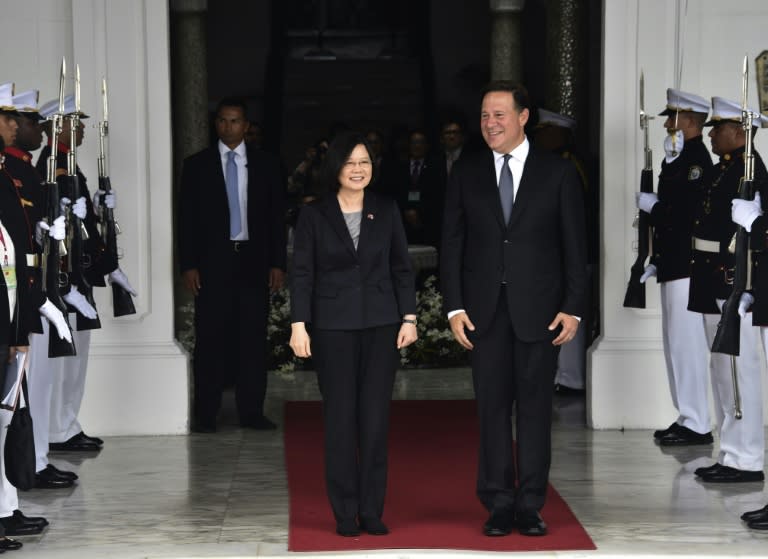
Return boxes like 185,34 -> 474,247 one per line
397,323 -> 418,349
289,322 -> 312,358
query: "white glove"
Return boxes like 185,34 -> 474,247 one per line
93,190 -> 116,210
60,196 -> 71,213
39,299 -> 73,342
738,292 -> 755,319
34,221 -> 47,246
639,264 -> 657,283
62,285 -> 98,319
732,192 -> 763,232
72,196 -> 87,220
35,215 -> 66,245
109,267 -> 137,297
664,130 -> 684,164
636,192 -> 659,214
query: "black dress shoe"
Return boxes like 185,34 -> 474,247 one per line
49,432 -> 101,451
517,510 -> 547,536
359,517 -> 389,535
654,422 -> 681,440
658,426 -> 714,446
0,512 -> 44,536
699,465 -> 765,483
240,416 -> 277,430
12,510 -> 48,528
79,432 -> 103,446
742,504 -> 768,522
483,510 -> 514,536
554,384 -> 586,396
335,519 -> 360,537
694,462 -> 723,477
34,467 -> 75,489
0,538 -> 21,551
41,464 -> 78,481
748,515 -> 768,530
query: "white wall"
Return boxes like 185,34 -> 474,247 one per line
592,0 -> 768,428
0,0 -> 189,435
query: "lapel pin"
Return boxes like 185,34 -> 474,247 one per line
367,213 -> 374,220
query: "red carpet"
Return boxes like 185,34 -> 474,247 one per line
285,399 -> 596,552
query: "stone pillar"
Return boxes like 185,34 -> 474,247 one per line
489,0 -> 525,82
544,0 -> 586,123
169,0 -> 208,345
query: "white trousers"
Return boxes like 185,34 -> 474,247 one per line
49,313 -> 90,443
27,321 -> 58,473
0,401 -> 23,518
660,278 -> 711,434
703,304 -> 764,471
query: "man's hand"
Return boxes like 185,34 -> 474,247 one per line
71,196 -> 87,220
289,322 -> 311,358
549,312 -> 579,346
639,263 -> 657,283
635,192 -> 659,214
738,292 -> 755,319
269,268 -> 285,292
183,269 -> 201,296
39,299 -> 73,342
732,192 -> 763,232
449,312 -> 475,350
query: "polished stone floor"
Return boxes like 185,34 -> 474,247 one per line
13,367 -> 768,558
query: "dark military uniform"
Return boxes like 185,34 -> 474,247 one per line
689,146 -> 767,473
646,135 -> 712,440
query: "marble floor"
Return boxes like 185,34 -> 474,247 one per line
12,367 -> 768,558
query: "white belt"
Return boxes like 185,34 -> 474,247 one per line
693,237 -> 720,253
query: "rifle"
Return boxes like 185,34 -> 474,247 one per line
623,71 -> 654,308
65,64 -> 101,331
96,78 -> 135,317
41,58 -> 76,357
712,56 -> 756,359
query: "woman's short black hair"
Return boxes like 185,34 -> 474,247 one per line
321,130 -> 376,193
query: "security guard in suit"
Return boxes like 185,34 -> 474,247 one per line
635,89 -> 713,446
688,97 -> 768,483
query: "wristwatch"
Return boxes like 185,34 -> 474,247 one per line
402,318 -> 417,325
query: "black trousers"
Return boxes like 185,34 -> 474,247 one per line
312,324 -> 400,523
192,245 -> 268,427
469,289 -> 559,514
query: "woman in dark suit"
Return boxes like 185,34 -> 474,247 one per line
289,131 -> 418,537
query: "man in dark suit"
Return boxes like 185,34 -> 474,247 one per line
178,97 -> 286,433
441,82 -> 588,537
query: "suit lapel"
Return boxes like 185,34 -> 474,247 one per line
507,147 -> 538,229
317,195 -> 359,259
357,190 -> 377,255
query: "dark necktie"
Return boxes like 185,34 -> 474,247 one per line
226,150 -> 242,237
411,160 -> 422,186
499,154 -> 514,224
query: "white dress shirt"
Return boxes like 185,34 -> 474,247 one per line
218,140 -> 249,241
492,136 -> 529,201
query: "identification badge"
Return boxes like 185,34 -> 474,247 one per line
408,191 -> 421,202
2,266 -> 16,290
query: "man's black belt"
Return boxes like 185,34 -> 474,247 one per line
232,240 -> 249,252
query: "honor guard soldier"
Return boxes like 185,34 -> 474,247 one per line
635,89 -> 713,445
533,109 -> 593,394
690,97 -> 768,483
37,93 -> 135,455
0,84 -> 69,536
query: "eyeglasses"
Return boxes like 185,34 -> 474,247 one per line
344,160 -> 372,169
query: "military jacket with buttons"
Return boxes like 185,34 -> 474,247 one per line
739,151 -> 768,325
688,147 -> 767,314
648,135 -> 711,282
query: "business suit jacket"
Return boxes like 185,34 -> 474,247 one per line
440,146 -> 588,341
290,190 -> 416,330
178,144 -> 287,284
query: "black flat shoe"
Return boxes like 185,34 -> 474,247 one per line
658,426 -> 713,446
0,538 -> 21,551
11,510 -> 47,528
360,517 -> 389,535
482,509 -> 513,536
654,422 -> 681,440
517,510 -> 547,536
694,462 -> 723,477
335,519 -> 360,537
699,465 -> 764,483
742,504 -> 768,522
